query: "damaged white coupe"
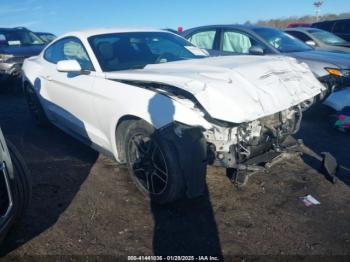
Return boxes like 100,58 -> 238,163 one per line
22,29 -> 324,203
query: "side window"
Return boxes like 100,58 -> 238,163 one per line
62,39 -> 93,70
44,38 -> 93,70
187,30 -> 216,50
314,21 -> 334,31
334,22 -> 346,33
287,31 -> 312,42
326,22 -> 336,32
221,30 -> 257,54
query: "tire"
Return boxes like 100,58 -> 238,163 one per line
0,138 -> 31,243
24,83 -> 50,127
124,120 -> 185,204
7,141 -> 31,220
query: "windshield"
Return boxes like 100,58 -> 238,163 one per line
88,32 -> 208,72
307,29 -> 348,45
0,30 -> 44,47
253,27 -> 313,53
37,33 -> 56,43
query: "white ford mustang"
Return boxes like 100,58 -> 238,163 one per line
22,28 -> 323,203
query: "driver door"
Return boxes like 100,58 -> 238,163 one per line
41,37 -> 97,141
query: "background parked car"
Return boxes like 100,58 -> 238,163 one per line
0,27 -> 46,91
312,19 -> 350,42
35,32 -> 56,43
287,22 -> 311,28
182,25 -> 350,100
0,128 -> 31,244
285,27 -> 350,52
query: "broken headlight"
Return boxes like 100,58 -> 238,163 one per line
0,54 -> 15,63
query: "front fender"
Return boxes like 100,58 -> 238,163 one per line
108,91 -> 212,162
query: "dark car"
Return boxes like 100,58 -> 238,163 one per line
285,27 -> 350,52
287,22 -> 311,28
35,32 -> 56,43
182,25 -> 350,100
0,128 -> 31,244
312,19 -> 350,42
0,27 -> 46,86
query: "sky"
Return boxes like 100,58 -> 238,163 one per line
0,0 -> 348,35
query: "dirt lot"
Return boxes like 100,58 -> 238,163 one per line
0,92 -> 350,259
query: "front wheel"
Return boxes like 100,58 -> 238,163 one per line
124,120 -> 185,204
0,138 -> 31,244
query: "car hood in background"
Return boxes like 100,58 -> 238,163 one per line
105,55 -> 322,123
0,45 -> 45,58
333,42 -> 350,48
289,50 -> 350,69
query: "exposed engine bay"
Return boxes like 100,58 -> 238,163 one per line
204,106 -> 302,169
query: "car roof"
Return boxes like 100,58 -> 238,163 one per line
60,27 -> 167,39
183,24 -> 271,31
182,24 -> 281,36
313,18 -> 350,25
0,27 -> 30,32
36,32 -> 55,35
285,27 -> 323,32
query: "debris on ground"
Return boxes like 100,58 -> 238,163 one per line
334,107 -> 350,133
300,195 -> 321,207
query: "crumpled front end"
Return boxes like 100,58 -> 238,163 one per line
204,106 -> 302,169
107,55 -> 323,123
107,55 -> 322,169
186,57 -> 323,123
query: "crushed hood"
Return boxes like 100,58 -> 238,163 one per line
105,55 -> 323,123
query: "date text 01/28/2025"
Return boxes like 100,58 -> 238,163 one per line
127,255 -> 220,261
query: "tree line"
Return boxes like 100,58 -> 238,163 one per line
245,12 -> 350,28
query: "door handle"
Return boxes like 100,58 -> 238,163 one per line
45,75 -> 53,81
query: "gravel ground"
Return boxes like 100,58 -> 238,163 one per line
0,93 -> 349,260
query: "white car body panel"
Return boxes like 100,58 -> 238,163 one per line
22,28 -> 323,162
106,55 -> 322,123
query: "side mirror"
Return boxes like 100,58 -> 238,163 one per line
57,60 -> 82,73
249,46 -> 264,55
305,40 -> 317,47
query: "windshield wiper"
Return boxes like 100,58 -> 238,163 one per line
129,64 -> 146,69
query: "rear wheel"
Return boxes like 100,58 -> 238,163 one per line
24,84 -> 49,127
124,120 -> 185,204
